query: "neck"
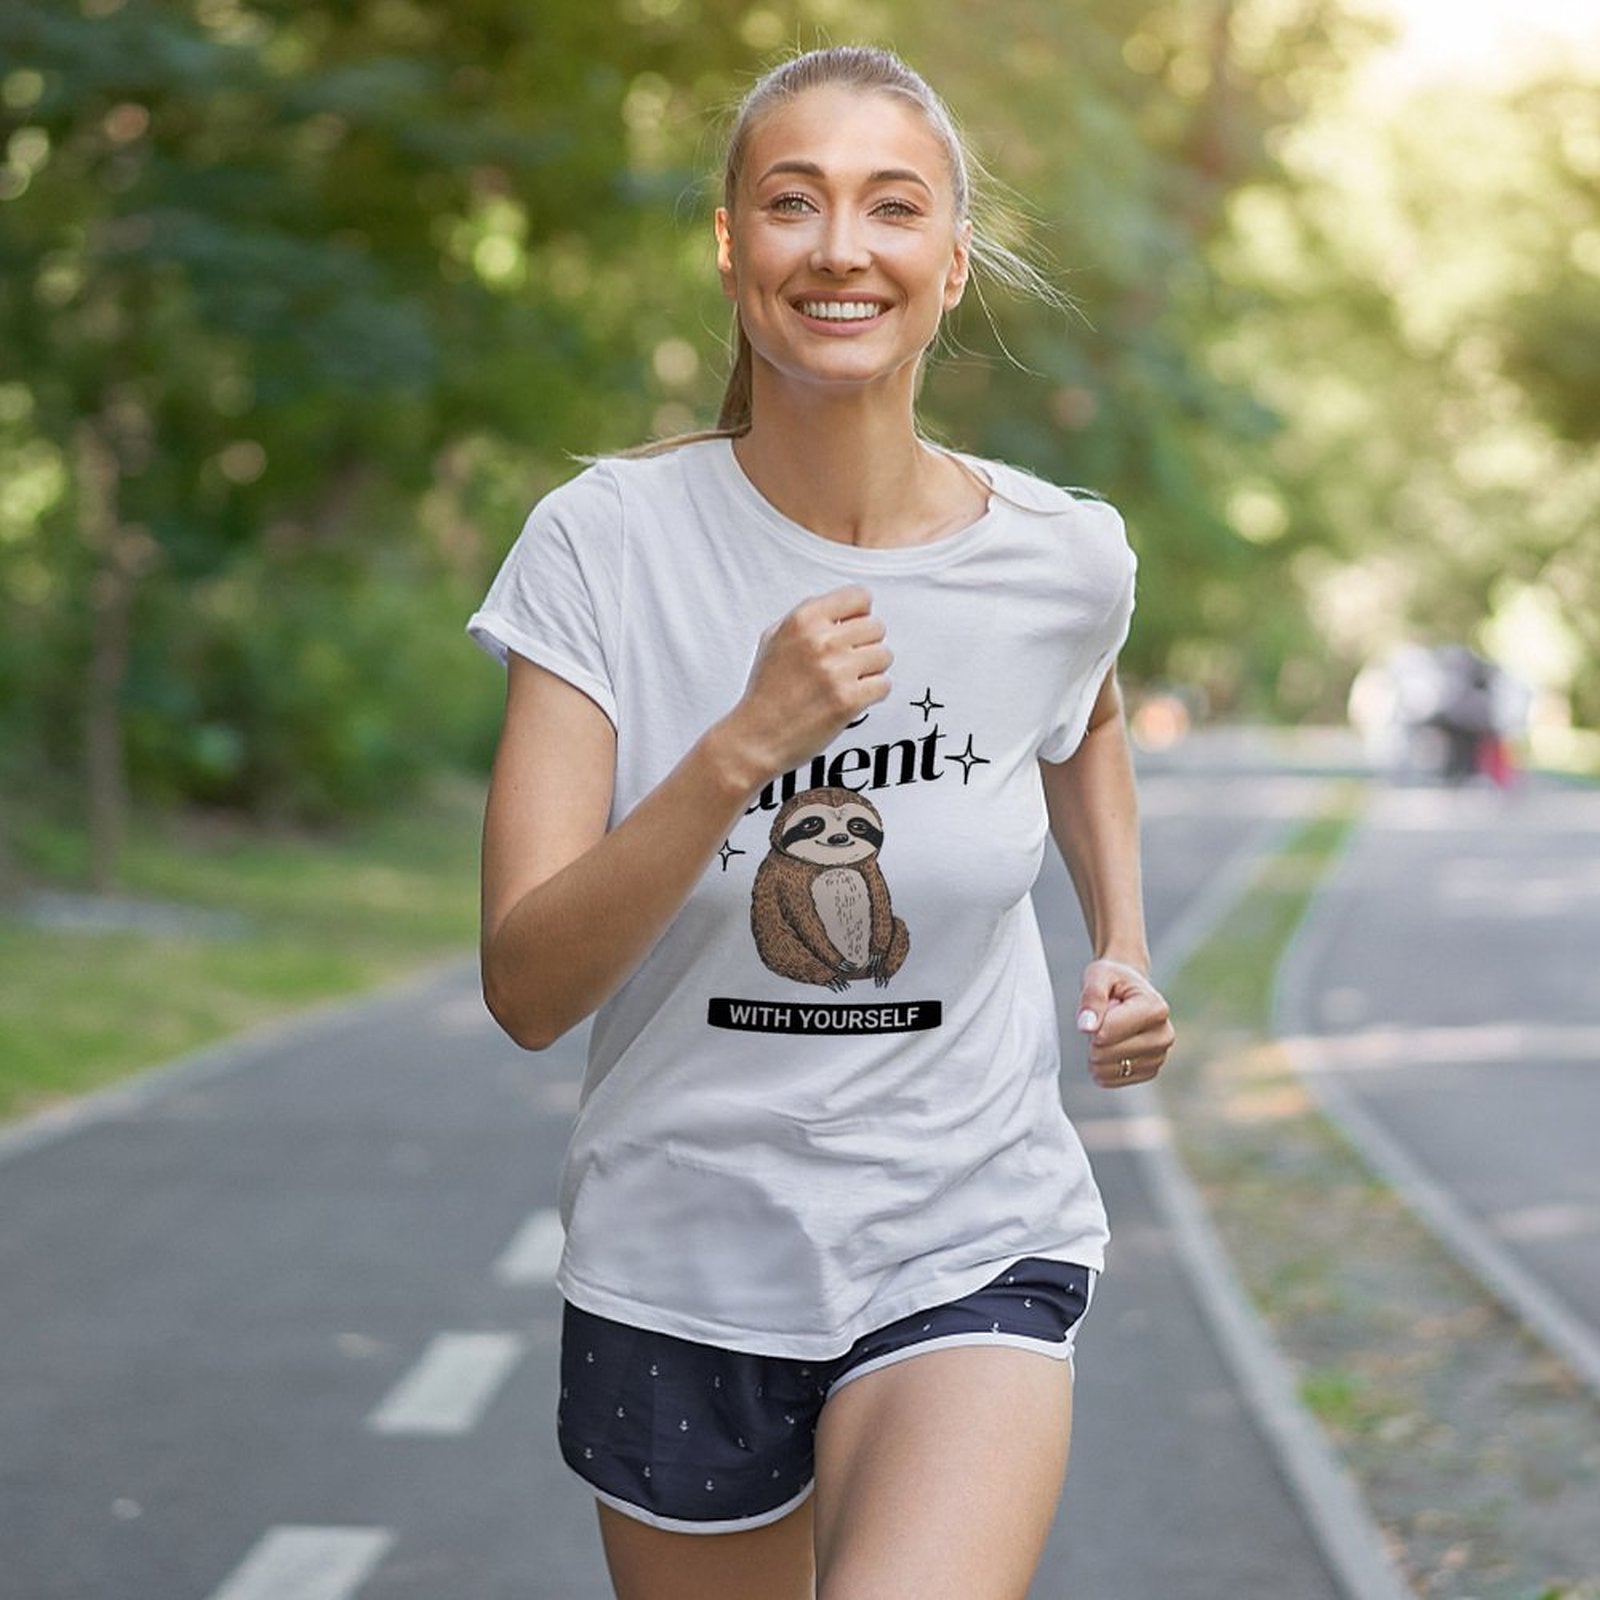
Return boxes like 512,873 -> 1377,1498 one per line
733,371 -> 961,549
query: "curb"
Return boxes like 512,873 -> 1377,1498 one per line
1274,801 -> 1600,1402
1130,799 -> 1417,1600
0,954 -> 479,1172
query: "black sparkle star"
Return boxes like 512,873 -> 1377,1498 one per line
716,839 -> 747,871
947,735 -> 991,784
910,686 -> 944,722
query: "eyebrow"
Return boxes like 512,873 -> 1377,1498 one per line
755,159 -> 934,194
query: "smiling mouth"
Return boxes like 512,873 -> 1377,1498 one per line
795,299 -> 888,323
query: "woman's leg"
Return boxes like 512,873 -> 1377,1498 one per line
811,1346 -> 1075,1600
595,1495 -> 816,1600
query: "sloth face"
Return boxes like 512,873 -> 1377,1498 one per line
776,800 -> 883,866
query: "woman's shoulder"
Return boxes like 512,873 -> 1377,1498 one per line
953,454 -> 1120,515
536,437 -> 720,507
523,455 -> 621,525
586,435 -> 727,489
961,453 -> 1127,532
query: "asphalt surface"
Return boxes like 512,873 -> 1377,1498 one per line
0,755 -> 1350,1600
1278,775 -> 1600,1386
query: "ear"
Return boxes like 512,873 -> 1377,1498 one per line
943,217 -> 973,311
715,207 -> 737,301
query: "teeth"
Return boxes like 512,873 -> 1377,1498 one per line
799,300 -> 884,321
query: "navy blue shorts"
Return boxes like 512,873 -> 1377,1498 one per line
557,1257 -> 1095,1533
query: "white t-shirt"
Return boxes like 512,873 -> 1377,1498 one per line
468,437 -> 1136,1358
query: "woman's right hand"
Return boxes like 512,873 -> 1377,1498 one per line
719,585 -> 893,784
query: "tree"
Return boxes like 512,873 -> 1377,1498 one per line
1212,56 -> 1600,728
1,0 -> 734,867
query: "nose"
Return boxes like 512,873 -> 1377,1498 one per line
826,832 -> 851,846
811,211 -> 869,276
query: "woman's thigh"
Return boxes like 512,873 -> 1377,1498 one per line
595,1496 -> 816,1600
811,1345 -> 1075,1600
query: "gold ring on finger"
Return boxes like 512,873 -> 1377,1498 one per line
1118,1058 -> 1134,1079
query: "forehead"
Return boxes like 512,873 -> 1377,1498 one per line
741,84 -> 953,198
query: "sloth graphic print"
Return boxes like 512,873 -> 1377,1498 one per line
750,788 -> 910,989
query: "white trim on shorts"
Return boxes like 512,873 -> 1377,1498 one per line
586,1475 -> 816,1536
826,1262 -> 1097,1398
824,1326 -> 1081,1399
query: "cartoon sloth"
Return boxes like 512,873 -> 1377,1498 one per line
751,787 -> 910,990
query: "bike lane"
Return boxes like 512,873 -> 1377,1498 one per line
1277,778 -> 1600,1396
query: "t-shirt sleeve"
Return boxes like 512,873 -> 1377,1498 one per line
1037,505 -> 1137,764
466,463 -> 623,727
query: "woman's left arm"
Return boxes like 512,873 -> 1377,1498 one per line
1040,666 -> 1175,1088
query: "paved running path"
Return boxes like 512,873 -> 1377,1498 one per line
1278,777 -> 1600,1388
1040,761 -> 1344,1600
0,757 -> 1347,1600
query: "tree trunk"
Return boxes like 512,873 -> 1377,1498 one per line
0,796 -> 15,902
75,420 -> 142,895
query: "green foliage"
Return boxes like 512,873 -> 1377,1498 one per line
1215,58 -> 1600,728
124,550 -> 494,817
1,0 -> 654,828
2,0 -> 1595,851
1504,275 -> 1600,447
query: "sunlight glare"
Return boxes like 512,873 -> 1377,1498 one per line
1361,0 -> 1600,95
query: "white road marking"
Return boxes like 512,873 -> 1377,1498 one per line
1284,1020 -> 1600,1071
493,1207 -> 564,1283
1492,1202 -> 1600,1242
367,1332 -> 526,1435
204,1526 -> 393,1600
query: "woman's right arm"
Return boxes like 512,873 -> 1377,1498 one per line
480,585 -> 890,1049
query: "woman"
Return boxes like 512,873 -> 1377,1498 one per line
470,45 -> 1173,1600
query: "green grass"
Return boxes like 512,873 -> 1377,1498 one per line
1162,786 -> 1600,1600
0,776 -> 482,1123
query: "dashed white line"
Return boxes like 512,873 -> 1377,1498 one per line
493,1207 -> 564,1283
204,1526 -> 394,1600
366,1332 -> 526,1436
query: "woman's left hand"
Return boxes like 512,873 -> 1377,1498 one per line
1075,959 -> 1174,1088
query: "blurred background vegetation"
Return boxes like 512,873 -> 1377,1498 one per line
2,0 -> 1597,898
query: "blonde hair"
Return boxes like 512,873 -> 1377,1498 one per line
630,45 -> 1066,455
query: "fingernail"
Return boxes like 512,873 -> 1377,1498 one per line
1076,1009 -> 1099,1033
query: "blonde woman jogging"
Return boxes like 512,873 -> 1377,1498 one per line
470,44 -> 1174,1600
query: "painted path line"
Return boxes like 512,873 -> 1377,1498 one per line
493,1207 -> 564,1284
367,1331 -> 526,1436
204,1526 -> 394,1600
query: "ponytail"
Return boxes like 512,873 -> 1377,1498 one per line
716,324 -> 754,436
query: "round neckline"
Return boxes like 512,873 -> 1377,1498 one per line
708,437 -> 1000,572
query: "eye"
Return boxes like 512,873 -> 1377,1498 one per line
872,198 -> 921,219
779,813 -> 826,851
768,191 -> 815,214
